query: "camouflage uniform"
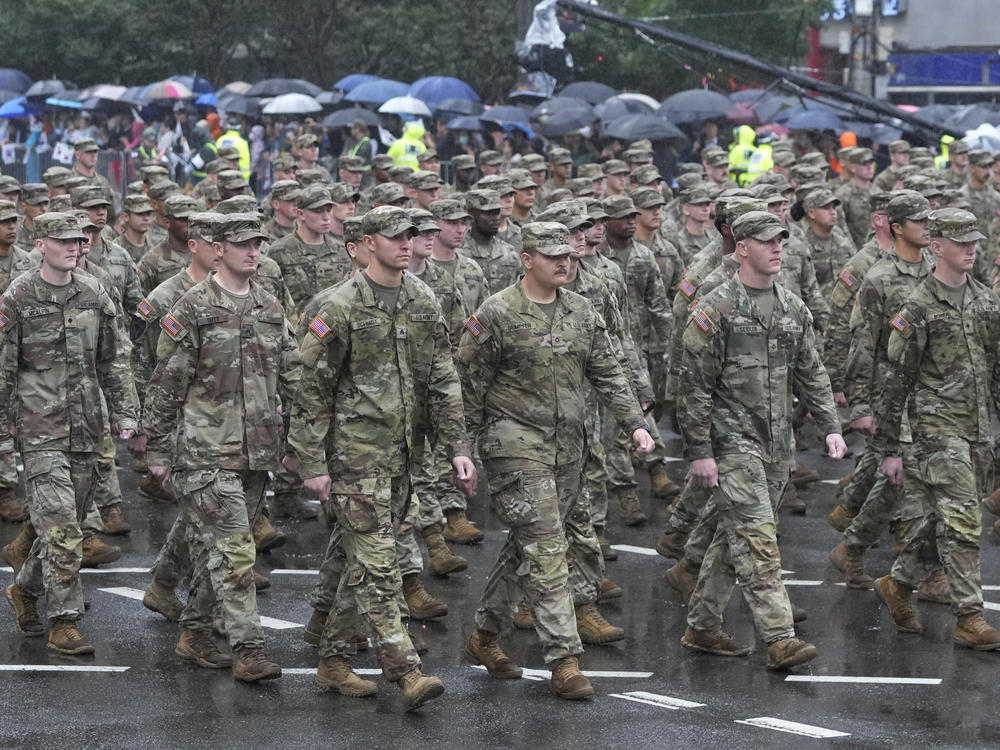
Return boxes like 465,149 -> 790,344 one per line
679,212 -> 840,643
835,178 -> 873,249
801,225 -> 857,298
135,194 -> 203,295
459,235 -> 520,296
778,235 -> 829,331
267,229 -> 352,312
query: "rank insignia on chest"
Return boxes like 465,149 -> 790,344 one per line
890,313 -> 908,332
138,298 -> 154,317
694,309 -> 713,332
679,278 -> 696,297
465,315 -> 484,336
162,314 -> 183,337
309,317 -> 330,339
839,270 -> 857,287
0,311 -> 7,329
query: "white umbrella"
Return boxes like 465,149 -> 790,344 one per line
261,93 -> 322,115
378,95 -> 432,117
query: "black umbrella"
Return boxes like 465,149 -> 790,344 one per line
729,88 -> 773,104
480,105 -> 530,124
560,81 -> 617,104
316,91 -> 345,106
844,121 -> 903,144
119,86 -> 148,105
913,104 -> 957,128
25,79 -> 75,102
658,89 -> 732,123
247,78 -> 323,97
946,104 -> 1000,132
322,108 -> 381,129
445,115 -> 484,132
0,89 -> 24,104
435,98 -> 484,116
755,96 -> 810,124
220,94 -> 262,118
531,96 -> 592,121
594,95 -> 656,125
0,69 -> 32,94
603,114 -> 686,141
539,108 -> 598,137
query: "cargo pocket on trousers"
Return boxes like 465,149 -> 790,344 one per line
342,495 -> 379,533
490,472 -> 536,527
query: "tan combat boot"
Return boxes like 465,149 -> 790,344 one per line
780,482 -> 805,514
99,504 -> 131,535
874,575 -> 922,633
422,523 -> 468,576
396,667 -> 444,711
917,569 -> 951,604
464,629 -> 523,678
664,558 -> 699,605
655,526 -> 688,560
790,463 -> 819,487
549,656 -> 593,700
3,522 -> 38,576
304,609 -> 328,646
575,603 -> 625,644
175,628 -> 233,668
838,472 -> 854,489
0,487 -> 24,522
443,508 -> 483,544
233,647 -> 281,682
827,504 -> 858,533
513,602 -> 534,630
252,509 -> 286,552
6,583 -> 44,636
138,472 -> 174,503
402,574 -> 448,619
766,637 -> 818,669
142,581 -> 184,622
618,488 -> 647,526
649,464 -> 681,498
985,487 -> 1000,516
271,491 -> 319,521
597,577 -> 622,602
48,619 -> 95,655
595,525 -> 617,561
954,613 -> 1000,651
828,541 -> 874,589
681,626 -> 751,656
316,655 -> 377,696
81,536 -> 121,567
253,565 -> 270,592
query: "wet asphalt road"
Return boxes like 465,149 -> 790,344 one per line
3,427 -> 1000,750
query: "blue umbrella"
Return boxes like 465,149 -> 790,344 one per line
502,122 -> 536,140
195,91 -> 218,107
480,105 -> 530,124
0,96 -> 42,119
773,101 -> 838,124
170,75 -> 213,94
409,76 -> 479,108
45,95 -> 84,110
0,69 -> 32,94
435,98 -> 484,116
345,79 -> 409,105
333,74 -> 381,92
784,110 -> 845,132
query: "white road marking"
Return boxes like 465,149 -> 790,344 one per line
782,580 -> 824,586
471,666 -> 651,679
736,717 -> 850,738
609,544 -> 659,556
982,585 -> 1000,591
610,691 -> 705,709
982,601 -> 1000,612
270,569 -> 320,575
786,675 -> 941,685
662,457 -> 685,462
1,567 -> 151,574
820,479 -> 841,485
283,667 -> 381,676
97,587 -> 302,630
780,569 -> 795,575
0,665 -> 130,673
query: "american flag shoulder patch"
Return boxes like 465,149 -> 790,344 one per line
309,317 -> 330,339
890,313 -> 908,332
694,309 -> 713,333
162,314 -> 183,337
679,278 -> 696,297
465,315 -> 484,336
839,270 -> 857,287
0,311 -> 8,329
137,298 -> 154,317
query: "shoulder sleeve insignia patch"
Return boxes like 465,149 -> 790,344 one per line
162,314 -> 184,338
309,317 -> 330,339
465,315 -> 484,336
890,313 -> 908,332
679,278 -> 696,298
694,309 -> 714,332
137,298 -> 154,317
839,270 -> 857,287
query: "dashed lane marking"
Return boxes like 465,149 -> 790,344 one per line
735,717 -> 850,738
610,691 -> 705,709
471,665 -> 652,679
609,545 -> 659,556
782,580 -> 824,586
0,665 -> 130,673
270,569 -> 320,575
786,675 -> 941,685
97,587 -> 302,630
2,567 -> 151,574
283,668 -> 382,676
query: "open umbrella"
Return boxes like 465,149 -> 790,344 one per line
946,104 -> 1000,132
773,101 -> 838,125
0,69 -> 32,94
445,115 -> 484,132
119,86 -> 148,105
508,86 -> 548,103
247,78 -> 323,97
219,81 -> 252,96
729,88 -> 773,104
603,114 -> 685,141
725,102 -> 761,125
0,96 -> 42,119
844,121 -> 903,144
220,94 -> 262,118
333,74 -> 381,92
316,91 -> 344,106
78,84 -> 127,102
595,95 -> 655,125
262,93 -> 322,115
435,98 -> 484,116
559,81 -> 617,104
142,80 -> 193,100
659,89 -> 732,123
169,75 -> 213,94
379,96 -> 432,117
45,94 -> 84,110
480,105 -> 530,124
345,79 -> 409,105
25,79 -> 74,102
913,104 -> 957,129
531,96 -> 592,121
195,92 -> 218,107
409,76 -> 479,108
322,108 -> 381,129
754,95 -> 800,124
0,89 -> 24,104
539,108 -> 598,137
784,109 -> 845,132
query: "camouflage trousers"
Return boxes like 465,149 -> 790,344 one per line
843,443 -> 915,550
687,454 -> 795,644
841,445 -> 880,515
270,464 -> 304,503
94,433 -> 122,511
582,392 -> 610,527
667,476 -> 712,535
323,474 -> 420,681
16,451 -> 98,621
475,458 -> 589,665
149,508 -> 195,590
174,468 -> 267,650
411,436 -> 468,531
891,438 -> 992,617
0,449 -> 17,490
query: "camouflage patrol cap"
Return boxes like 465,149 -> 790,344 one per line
407,208 -> 440,232
630,164 -> 662,185
888,139 -> 911,154
126,180 -> 144,196
339,155 -> 365,172
362,205 -> 416,238
902,175 -> 943,199
388,165 -> 415,182
199,183 -> 222,202
521,153 -> 547,173
297,184 -> 334,210
476,175 -> 515,196
547,188 -> 573,204
507,169 -> 536,190
49,195 -> 72,212
789,164 -> 826,184
451,155 -> 476,171
186,212 -> 218,240
122,194 -> 154,214
270,180 -> 301,202
20,184 -> 49,206
217,170 -> 249,190
522,221 -> 573,256
271,154 -> 296,171
63,175 -> 88,193
465,189 -> 502,212
801,188 -> 840,210
536,200 -> 593,230
0,200 -> 18,222
578,163 -> 604,180
886,190 -> 932,226
836,146 -> 859,164
602,194 -> 639,219
753,172 -> 794,193
720,197 -> 767,224
0,175 -> 20,194
34,211 -> 87,239
930,207 -> 984,242
681,186 -> 714,205
293,133 -> 319,149
343,216 -> 364,244
42,166 -> 72,187
731,210 -> 789,243
548,147 -> 573,166
214,212 -> 268,243
566,177 -> 594,196
676,173 -> 705,193
750,183 -> 786,204
846,147 -> 875,164
73,138 -> 99,153
799,152 -> 829,169
330,183 -> 360,203
910,147 -> 932,160
164,194 -> 204,219
479,149 -> 504,166
205,159 -> 230,175
71,185 -> 112,208
371,182 -> 408,205
148,180 -> 181,201
632,139 -> 653,152
631,187 -> 666,210
968,149 -> 996,167
216,195 -> 260,215
429,198 -> 470,221
296,168 -> 329,186
371,154 -> 395,170
409,170 -> 443,191
216,145 -> 240,161
939,189 -> 970,210
72,209 -> 99,231
869,189 -> 892,213
603,159 -> 629,175
623,146 -> 653,164
702,149 -> 729,168
416,148 -> 439,163
949,140 -> 969,156
582,197 -> 608,221
772,150 -> 797,168
140,165 -> 170,183
678,162 -> 705,175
